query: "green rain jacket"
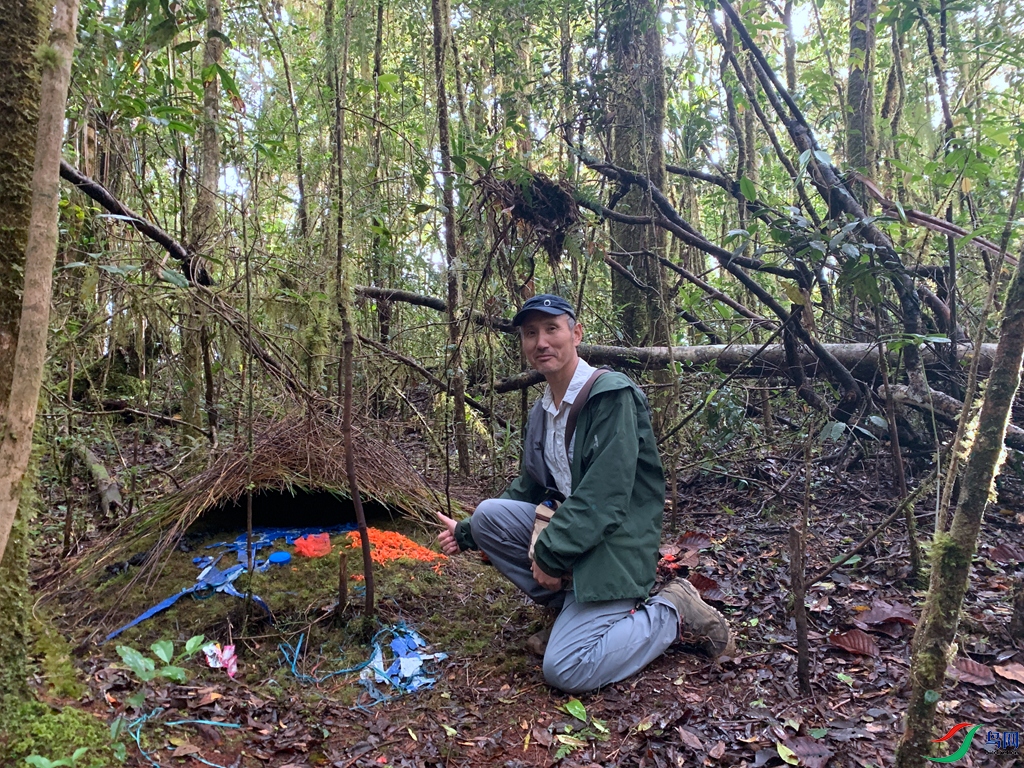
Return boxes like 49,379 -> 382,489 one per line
456,371 -> 665,603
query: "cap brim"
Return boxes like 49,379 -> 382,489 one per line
512,306 -> 575,327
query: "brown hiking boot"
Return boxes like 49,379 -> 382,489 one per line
526,626 -> 552,656
657,578 -> 734,658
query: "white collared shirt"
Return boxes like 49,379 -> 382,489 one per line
542,358 -> 598,499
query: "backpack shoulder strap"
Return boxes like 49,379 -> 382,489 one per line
564,367 -> 611,460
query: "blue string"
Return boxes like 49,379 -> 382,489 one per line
126,707 -> 241,768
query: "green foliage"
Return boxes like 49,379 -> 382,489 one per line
115,634 -> 205,684
550,698 -> 610,760
25,747 -> 89,768
1,699 -> 114,768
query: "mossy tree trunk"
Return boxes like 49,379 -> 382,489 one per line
0,0 -> 79,707
607,0 -> 668,346
846,0 -> 877,203
895,255 -> 1024,766
0,0 -> 47,706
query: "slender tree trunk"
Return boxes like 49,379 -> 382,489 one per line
896,254 -> 1024,767
183,0 -> 224,431
607,0 -> 668,346
259,2 -> 307,241
370,0 -> 392,344
847,0 -> 877,203
0,0 -> 79,703
431,0 -> 470,475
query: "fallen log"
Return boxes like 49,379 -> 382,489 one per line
70,444 -> 123,515
883,383 -> 1024,451
491,342 -> 998,392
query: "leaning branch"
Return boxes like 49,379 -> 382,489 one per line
357,333 -> 509,428
59,161 -> 210,285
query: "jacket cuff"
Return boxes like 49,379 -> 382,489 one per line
454,518 -> 477,551
532,540 -> 563,577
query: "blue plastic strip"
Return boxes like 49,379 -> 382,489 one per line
104,524 -> 356,641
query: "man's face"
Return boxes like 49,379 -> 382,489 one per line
519,312 -> 583,378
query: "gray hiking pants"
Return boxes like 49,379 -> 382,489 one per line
470,497 -> 679,694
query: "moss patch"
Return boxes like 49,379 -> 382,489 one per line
0,699 -> 114,768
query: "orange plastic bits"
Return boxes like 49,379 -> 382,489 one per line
346,528 -> 447,565
294,532 -> 332,557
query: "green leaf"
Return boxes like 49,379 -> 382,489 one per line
110,715 -> 125,741
70,748 -> 89,764
146,17 -> 179,49
214,63 -> 241,98
151,640 -> 173,664
124,0 -> 147,24
174,40 -> 202,54
377,72 -> 399,93
441,723 -> 457,736
410,203 -> 432,215
159,665 -> 188,683
810,728 -> 828,738
777,743 -> 799,765
166,120 -> 194,135
813,149 -> 833,166
830,553 -> 861,565
160,268 -> 189,288
184,634 -> 206,656
556,734 -> 588,747
924,689 -> 940,705
62,262 -> 89,269
564,698 -> 587,722
117,645 -> 156,681
739,176 -> 757,202
208,29 -> 232,47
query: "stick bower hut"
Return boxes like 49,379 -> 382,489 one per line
69,415 -> 451,592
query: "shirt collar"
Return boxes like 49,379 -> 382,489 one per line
541,358 -> 597,415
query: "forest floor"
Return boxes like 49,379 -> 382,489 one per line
9,421 -> 1024,768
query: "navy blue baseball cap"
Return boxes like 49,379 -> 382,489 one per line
512,294 -> 576,327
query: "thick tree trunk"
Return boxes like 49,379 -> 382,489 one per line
607,0 -> 668,345
896,255 -> 1024,767
0,0 -> 79,704
431,0 -> 470,475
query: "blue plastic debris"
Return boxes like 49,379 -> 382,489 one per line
268,551 -> 291,565
277,623 -> 447,706
104,524 -> 356,643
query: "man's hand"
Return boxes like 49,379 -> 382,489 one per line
532,560 -> 562,591
436,512 -> 460,556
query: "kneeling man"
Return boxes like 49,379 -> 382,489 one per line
438,295 -> 732,693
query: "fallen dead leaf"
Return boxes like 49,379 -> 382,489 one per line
688,573 -> 726,602
858,599 -> 916,626
678,532 -> 713,550
708,740 -> 726,759
783,735 -> 834,768
531,726 -> 553,748
829,629 -> 880,657
989,543 -> 1024,563
676,726 -> 704,752
948,658 -> 996,686
995,662 -> 1024,684
171,744 -> 200,757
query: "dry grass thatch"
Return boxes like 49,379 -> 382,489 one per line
51,414 -> 451,597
